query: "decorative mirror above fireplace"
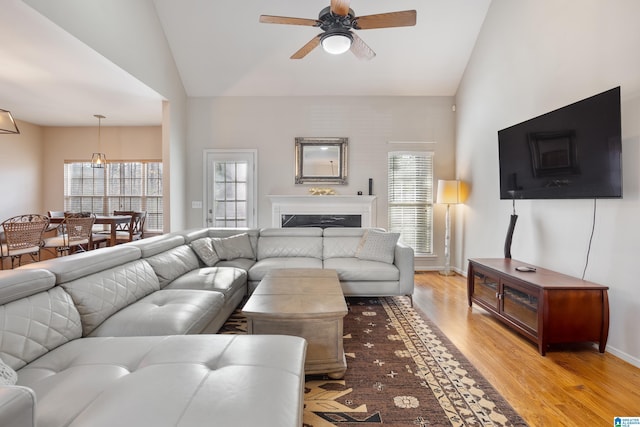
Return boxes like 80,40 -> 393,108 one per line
295,137 -> 348,184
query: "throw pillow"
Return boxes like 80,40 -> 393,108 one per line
0,357 -> 18,386
356,229 -> 400,264
211,233 -> 255,260
190,237 -> 220,267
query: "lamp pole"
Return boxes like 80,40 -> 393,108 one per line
439,203 -> 454,276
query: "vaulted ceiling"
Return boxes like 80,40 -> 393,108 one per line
1,0 -> 491,126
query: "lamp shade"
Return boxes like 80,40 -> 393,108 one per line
321,33 -> 352,55
0,109 -> 20,134
436,180 -> 463,204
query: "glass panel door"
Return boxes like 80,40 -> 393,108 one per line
502,283 -> 538,333
472,270 -> 499,310
205,150 -> 257,228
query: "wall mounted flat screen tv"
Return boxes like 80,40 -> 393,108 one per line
498,87 -> 622,199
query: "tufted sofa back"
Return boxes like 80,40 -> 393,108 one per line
0,269 -> 82,370
60,260 -> 161,336
257,228 -> 323,259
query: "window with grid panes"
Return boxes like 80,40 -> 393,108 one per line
213,161 -> 248,227
64,161 -> 163,232
387,151 -> 434,254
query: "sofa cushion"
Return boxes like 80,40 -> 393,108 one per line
322,235 -> 361,259
249,258 -> 323,282
258,229 -> 322,260
126,233 -> 186,257
0,356 -> 17,385
0,268 -> 56,305
323,258 -> 400,281
355,229 -> 400,264
88,290 -> 224,336
60,260 -> 160,336
16,335 -> 307,427
21,245 -> 141,284
212,233 -> 255,260
189,237 -> 220,266
215,258 -> 256,271
145,245 -> 201,287
165,267 -> 246,298
0,287 -> 82,370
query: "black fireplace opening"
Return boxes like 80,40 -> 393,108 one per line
282,214 -> 361,228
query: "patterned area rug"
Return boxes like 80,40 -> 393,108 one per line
220,296 -> 528,426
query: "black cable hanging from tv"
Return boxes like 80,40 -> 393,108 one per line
582,198 -> 597,279
504,196 -> 518,259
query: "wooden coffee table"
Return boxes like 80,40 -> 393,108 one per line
242,268 -> 348,379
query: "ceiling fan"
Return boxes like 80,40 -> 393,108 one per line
259,0 -> 416,60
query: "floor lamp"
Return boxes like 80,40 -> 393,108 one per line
436,180 -> 463,276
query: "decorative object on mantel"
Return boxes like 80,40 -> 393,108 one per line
309,187 -> 336,196
0,109 -> 19,134
295,137 -> 348,184
436,179 -> 467,276
90,114 -> 107,168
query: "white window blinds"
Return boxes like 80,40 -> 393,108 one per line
64,161 -> 163,232
387,151 -> 434,254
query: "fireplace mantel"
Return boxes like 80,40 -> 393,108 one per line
268,195 -> 377,228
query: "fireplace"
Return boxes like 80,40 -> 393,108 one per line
282,214 -> 362,228
268,195 -> 377,228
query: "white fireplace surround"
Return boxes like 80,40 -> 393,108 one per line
268,195 -> 377,228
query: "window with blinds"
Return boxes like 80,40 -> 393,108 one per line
387,151 -> 434,255
64,161 -> 163,232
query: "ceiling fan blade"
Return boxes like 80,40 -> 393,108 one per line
259,15 -> 320,27
354,10 -> 417,29
330,0 -> 351,16
350,32 -> 376,60
291,35 -> 322,59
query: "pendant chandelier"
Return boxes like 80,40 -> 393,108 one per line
0,109 -> 20,134
90,114 -> 106,168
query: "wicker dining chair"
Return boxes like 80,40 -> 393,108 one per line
0,214 -> 50,269
43,212 -> 96,256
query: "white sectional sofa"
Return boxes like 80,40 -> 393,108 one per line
0,227 -> 414,427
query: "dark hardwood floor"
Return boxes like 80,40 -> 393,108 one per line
413,272 -> 640,426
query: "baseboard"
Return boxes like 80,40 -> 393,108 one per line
603,345 -> 640,369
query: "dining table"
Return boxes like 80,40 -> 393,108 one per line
49,214 -> 131,247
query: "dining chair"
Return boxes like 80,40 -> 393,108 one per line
114,211 -> 147,244
0,214 -> 50,269
43,213 -> 96,256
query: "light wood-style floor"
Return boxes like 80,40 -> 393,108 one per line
413,272 -> 640,426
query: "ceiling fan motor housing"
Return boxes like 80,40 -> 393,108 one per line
318,6 -> 356,31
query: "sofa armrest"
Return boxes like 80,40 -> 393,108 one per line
394,242 -> 415,296
0,386 -> 36,427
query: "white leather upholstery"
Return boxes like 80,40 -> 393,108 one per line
166,266 -> 246,296
15,335 -> 306,427
144,245 -> 200,288
60,260 -> 160,336
0,386 -> 35,427
0,269 -> 56,305
88,289 -> 224,336
0,287 -> 81,370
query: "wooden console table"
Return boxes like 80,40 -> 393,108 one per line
467,258 -> 609,355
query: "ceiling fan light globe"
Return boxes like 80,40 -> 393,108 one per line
321,34 -> 352,55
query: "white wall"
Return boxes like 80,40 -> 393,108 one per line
187,96 -> 456,269
456,0 -> 640,366
0,120 -> 43,220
